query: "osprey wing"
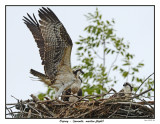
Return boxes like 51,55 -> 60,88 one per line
23,13 -> 45,65
38,7 -> 73,80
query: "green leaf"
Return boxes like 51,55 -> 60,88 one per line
38,93 -> 45,100
99,15 -> 102,19
92,43 -> 96,47
78,47 -> 83,50
137,63 -> 144,68
75,41 -> 81,44
96,28 -> 101,36
111,50 -> 115,54
107,49 -> 111,54
140,88 -> 143,93
104,48 -> 108,52
132,68 -> 139,72
47,87 -> 52,94
121,52 -> 124,56
108,29 -> 113,35
97,20 -> 100,25
123,62 -> 130,66
131,76 -> 135,82
113,66 -> 118,71
136,77 -> 140,82
111,38 -> 116,41
122,49 -> 126,52
92,27 -> 97,34
97,88 -> 101,94
84,27 -> 88,31
139,63 -> 144,66
133,87 -> 138,92
120,68 -> 124,73
122,71 -> 129,78
96,42 -> 100,47
148,92 -> 151,97
106,20 -> 110,25
112,19 -> 115,24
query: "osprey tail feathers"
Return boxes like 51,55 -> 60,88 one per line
30,69 -> 52,85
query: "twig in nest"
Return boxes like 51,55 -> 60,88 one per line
11,95 -> 19,101
30,94 -> 39,102
126,100 -> 133,118
27,104 -> 42,118
108,105 -> 121,118
136,101 -> 154,105
139,99 -> 154,111
6,107 -> 14,118
30,94 -> 54,117
27,109 -> 32,118
134,88 -> 152,98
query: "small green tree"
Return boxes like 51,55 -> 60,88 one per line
73,8 -> 154,96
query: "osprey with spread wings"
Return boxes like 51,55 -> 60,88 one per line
23,7 -> 83,100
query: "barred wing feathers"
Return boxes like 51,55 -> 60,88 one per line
23,14 -> 45,64
38,7 -> 73,79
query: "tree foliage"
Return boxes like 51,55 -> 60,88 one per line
73,8 -> 154,96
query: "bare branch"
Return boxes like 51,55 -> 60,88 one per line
92,48 -> 103,60
136,73 -> 154,94
134,88 -> 152,98
107,52 -> 119,78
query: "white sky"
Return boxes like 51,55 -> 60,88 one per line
6,6 -> 154,103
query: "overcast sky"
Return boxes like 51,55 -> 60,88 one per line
6,6 -> 154,103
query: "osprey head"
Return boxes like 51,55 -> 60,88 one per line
73,69 -> 84,77
123,82 -> 133,92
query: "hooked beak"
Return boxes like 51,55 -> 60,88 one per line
81,70 -> 84,74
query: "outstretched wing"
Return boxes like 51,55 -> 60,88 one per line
39,7 -> 73,79
23,7 -> 73,80
23,14 -> 45,65
38,7 -> 73,79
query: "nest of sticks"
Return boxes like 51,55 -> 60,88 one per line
6,88 -> 154,119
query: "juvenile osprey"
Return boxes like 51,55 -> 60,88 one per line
62,69 -> 83,102
23,7 -> 83,99
110,82 -> 133,99
122,82 -> 133,98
